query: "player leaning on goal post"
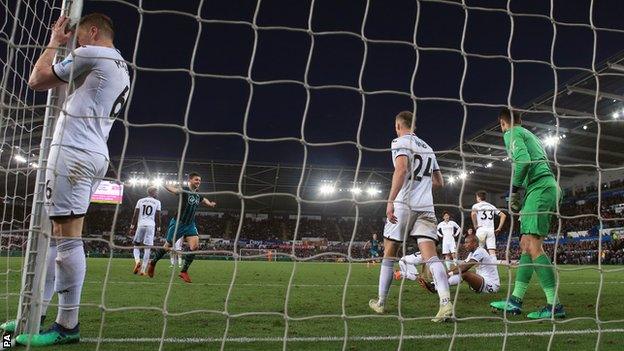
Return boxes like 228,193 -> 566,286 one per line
490,108 -> 565,319
128,186 -> 162,275
147,172 -> 216,283
369,111 -> 453,323
2,14 -> 130,346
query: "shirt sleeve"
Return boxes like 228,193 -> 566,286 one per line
471,249 -> 486,263
51,46 -> 96,83
504,128 -> 531,188
431,155 -> 439,172
156,200 -> 161,212
135,200 -> 141,209
391,138 -> 409,160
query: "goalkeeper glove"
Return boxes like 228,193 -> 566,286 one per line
509,186 -> 521,212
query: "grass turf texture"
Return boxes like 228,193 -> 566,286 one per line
0,257 -> 622,350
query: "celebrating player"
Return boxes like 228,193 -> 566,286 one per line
147,172 -> 216,283
437,211 -> 461,269
129,187 -> 161,275
369,111 -> 453,322
490,108 -> 565,319
471,190 -> 507,258
9,13 -> 130,346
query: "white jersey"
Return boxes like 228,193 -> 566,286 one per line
51,45 -> 130,159
135,197 -> 161,227
466,247 -> 499,284
437,220 -> 460,242
391,134 -> 439,213
472,201 -> 501,229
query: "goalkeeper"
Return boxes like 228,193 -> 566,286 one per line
489,108 -> 565,319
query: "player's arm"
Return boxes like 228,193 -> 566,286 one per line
386,155 -> 408,224
164,184 -> 182,195
437,226 -> 443,239
449,259 -> 476,275
201,197 -> 216,208
471,210 -> 479,230
504,130 -> 530,210
128,208 -> 139,235
28,16 -> 73,91
453,222 -> 461,238
495,211 -> 507,234
363,240 -> 370,250
431,157 -> 444,189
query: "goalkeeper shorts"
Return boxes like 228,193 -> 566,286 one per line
521,176 -> 559,236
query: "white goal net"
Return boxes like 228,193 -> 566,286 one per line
2,0 -> 624,350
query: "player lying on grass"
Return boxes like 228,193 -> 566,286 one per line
490,108 -> 565,319
147,172 -> 216,283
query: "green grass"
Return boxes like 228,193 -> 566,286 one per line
0,257 -> 623,350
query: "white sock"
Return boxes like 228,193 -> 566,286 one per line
448,274 -> 461,286
427,257 -> 451,305
171,253 -> 177,266
142,248 -> 151,272
41,242 -> 57,317
55,239 -> 85,329
378,258 -> 395,305
133,247 -> 141,262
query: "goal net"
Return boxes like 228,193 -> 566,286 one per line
2,0 -> 624,350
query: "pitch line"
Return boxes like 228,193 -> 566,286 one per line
82,328 -> 624,344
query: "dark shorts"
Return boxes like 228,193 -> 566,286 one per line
165,219 -> 198,244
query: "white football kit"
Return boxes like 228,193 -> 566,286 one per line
466,247 -> 500,293
45,45 -> 130,218
437,220 -> 460,254
133,197 -> 161,246
383,134 -> 440,243
472,201 -> 501,250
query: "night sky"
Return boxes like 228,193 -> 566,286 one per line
81,0 -> 624,169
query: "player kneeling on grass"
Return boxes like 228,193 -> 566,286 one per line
147,172 -> 216,283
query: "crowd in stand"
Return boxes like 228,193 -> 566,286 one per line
1,188 -> 623,265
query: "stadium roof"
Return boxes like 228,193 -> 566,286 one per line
437,51 -> 624,196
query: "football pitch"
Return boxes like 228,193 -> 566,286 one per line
1,257 -> 623,351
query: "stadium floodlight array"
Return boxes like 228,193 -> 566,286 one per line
1,0 -> 623,350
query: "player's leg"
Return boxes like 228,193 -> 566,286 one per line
175,236 -> 184,267
151,219 -> 176,267
412,213 -> 453,322
16,148 -> 107,346
459,271 -> 485,292
132,228 -> 145,274
486,230 -> 497,258
140,228 -> 154,275
396,254 -> 420,281
178,226 -> 199,283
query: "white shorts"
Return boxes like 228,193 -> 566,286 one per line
476,227 -> 496,250
133,226 -> 155,246
476,277 -> 500,294
442,240 -> 456,254
383,207 -> 437,243
44,145 -> 108,219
